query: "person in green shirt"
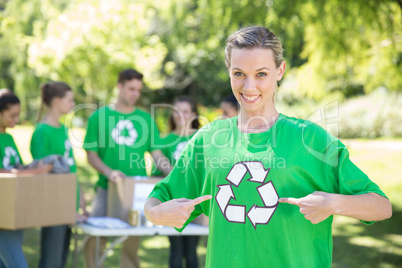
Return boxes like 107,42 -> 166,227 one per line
83,68 -> 172,268
0,89 -> 52,268
144,26 -> 392,268
30,82 -> 88,268
157,96 -> 201,268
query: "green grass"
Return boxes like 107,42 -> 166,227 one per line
7,126 -> 402,267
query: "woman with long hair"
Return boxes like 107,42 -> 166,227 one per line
30,82 -> 87,268
160,96 -> 201,268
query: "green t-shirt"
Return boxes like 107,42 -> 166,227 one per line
149,113 -> 387,268
30,123 -> 79,211
152,132 -> 196,176
83,106 -> 161,189
0,133 -> 22,170
161,132 -> 196,165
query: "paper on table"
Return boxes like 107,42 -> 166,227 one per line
133,183 -> 155,211
85,217 -> 132,229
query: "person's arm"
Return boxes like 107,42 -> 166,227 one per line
144,195 -> 212,228
151,150 -> 173,176
86,150 -> 126,183
7,164 -> 53,175
279,191 -> 392,224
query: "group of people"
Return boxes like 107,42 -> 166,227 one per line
0,82 -> 88,268
0,67 -> 223,267
82,69 -> 210,268
0,25 -> 392,268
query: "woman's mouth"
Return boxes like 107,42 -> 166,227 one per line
241,93 -> 261,103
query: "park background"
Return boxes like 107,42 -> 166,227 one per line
1,0 -> 401,267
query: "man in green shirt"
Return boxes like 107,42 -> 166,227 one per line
83,69 -> 171,268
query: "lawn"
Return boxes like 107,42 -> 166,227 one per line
6,126 -> 402,267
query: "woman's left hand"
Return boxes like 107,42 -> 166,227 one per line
279,191 -> 335,224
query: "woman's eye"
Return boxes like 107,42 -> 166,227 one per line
234,72 -> 244,77
257,72 -> 267,77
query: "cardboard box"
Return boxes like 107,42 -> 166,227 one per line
0,173 -> 77,230
107,177 -> 162,223
107,176 -> 209,226
193,214 -> 209,226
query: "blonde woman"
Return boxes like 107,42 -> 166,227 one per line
144,26 -> 391,268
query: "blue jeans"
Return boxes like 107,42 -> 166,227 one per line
38,225 -> 71,268
0,230 -> 28,268
168,236 -> 199,268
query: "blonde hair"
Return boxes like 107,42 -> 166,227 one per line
225,26 -> 284,69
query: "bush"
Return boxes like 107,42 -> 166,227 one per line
277,90 -> 402,139
337,92 -> 402,138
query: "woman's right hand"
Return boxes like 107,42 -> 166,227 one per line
145,195 -> 212,228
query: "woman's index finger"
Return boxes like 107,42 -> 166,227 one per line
279,197 -> 301,206
189,195 -> 213,207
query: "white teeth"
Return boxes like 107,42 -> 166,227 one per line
242,94 -> 259,101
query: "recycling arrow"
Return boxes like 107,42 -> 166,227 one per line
215,161 -> 279,229
226,205 -> 246,223
247,205 -> 277,229
226,163 -> 248,186
244,161 -> 270,183
257,181 -> 278,207
216,185 -> 235,215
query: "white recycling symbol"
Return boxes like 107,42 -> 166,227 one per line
173,141 -> 188,161
111,120 -> 138,146
2,146 -> 20,170
215,161 -> 279,229
64,140 -> 75,167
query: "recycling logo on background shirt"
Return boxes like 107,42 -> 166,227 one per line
215,161 -> 279,229
173,141 -> 188,161
111,120 -> 138,146
2,146 -> 20,170
64,140 -> 75,166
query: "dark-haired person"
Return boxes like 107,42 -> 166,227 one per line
158,96 -> 201,268
83,68 -> 172,268
30,82 -> 88,268
0,89 -> 52,268
220,94 -> 239,118
144,26 -> 392,267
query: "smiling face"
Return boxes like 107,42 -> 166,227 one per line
229,48 -> 285,116
0,104 -> 20,130
118,78 -> 143,107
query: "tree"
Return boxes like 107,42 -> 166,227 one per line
28,0 -> 168,117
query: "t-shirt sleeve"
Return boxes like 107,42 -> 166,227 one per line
332,140 -> 387,225
148,136 -> 207,231
83,112 -> 99,152
30,128 -> 51,160
336,144 -> 386,197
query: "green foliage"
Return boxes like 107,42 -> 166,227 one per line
336,91 -> 402,138
28,0 -> 168,118
0,0 -> 401,123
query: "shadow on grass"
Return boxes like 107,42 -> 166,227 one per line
333,208 -> 402,268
